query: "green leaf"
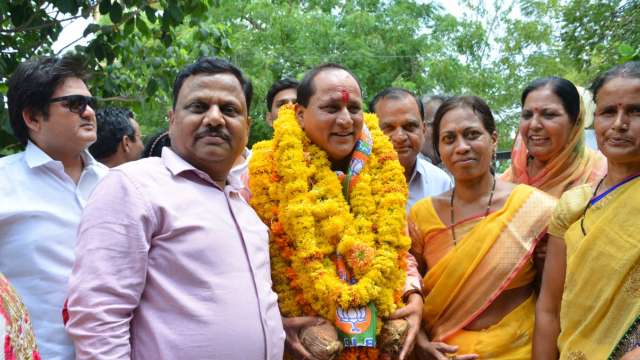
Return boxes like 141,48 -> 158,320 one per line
99,0 -> 111,15
106,46 -> 116,64
618,43 -> 636,58
83,23 -> 101,37
146,78 -> 158,96
167,5 -> 183,24
101,24 -> 114,33
136,17 -> 150,35
94,41 -> 107,60
110,1 -> 124,23
144,6 -> 157,22
9,5 -> 29,27
124,17 -> 135,35
55,0 -> 78,14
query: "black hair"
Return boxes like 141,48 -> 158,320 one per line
432,96 -> 496,157
521,76 -> 580,124
89,107 -> 136,160
142,130 -> 171,158
590,61 -> 640,102
172,57 -> 253,111
266,78 -> 299,111
369,87 -> 425,121
7,54 -> 88,146
297,63 -> 362,107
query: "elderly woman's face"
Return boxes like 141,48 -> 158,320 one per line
296,69 -> 363,163
520,87 -> 573,163
594,77 -> 640,166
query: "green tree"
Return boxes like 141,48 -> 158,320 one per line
2,0 -> 634,155
561,0 -> 640,76
0,0 -> 213,154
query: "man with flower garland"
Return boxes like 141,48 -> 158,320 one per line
66,57 -> 285,359
370,88 -> 452,211
249,63 -> 423,360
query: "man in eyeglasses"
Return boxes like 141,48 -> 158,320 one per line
0,55 -> 107,360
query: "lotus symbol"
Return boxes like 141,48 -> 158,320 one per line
337,307 -> 366,333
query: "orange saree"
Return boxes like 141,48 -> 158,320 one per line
409,184 -> 556,358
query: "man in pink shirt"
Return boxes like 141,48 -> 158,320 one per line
65,57 -> 285,359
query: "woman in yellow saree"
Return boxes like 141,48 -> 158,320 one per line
409,96 -> 556,359
501,77 -> 606,198
534,62 -> 640,359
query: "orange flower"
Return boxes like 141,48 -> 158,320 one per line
346,243 -> 375,274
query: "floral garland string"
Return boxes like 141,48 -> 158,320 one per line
249,105 -> 410,357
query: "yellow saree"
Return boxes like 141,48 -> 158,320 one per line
409,184 -> 556,358
548,180 -> 640,359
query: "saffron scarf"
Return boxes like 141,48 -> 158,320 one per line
501,135 -> 606,198
502,86 -> 606,197
409,185 -> 555,352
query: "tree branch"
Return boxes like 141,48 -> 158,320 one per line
100,95 -> 146,102
55,34 -> 86,55
0,15 -> 84,34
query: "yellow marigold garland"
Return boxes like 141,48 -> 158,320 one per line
249,105 -> 410,357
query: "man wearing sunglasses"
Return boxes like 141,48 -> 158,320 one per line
0,55 -> 108,360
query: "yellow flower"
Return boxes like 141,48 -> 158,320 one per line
249,104 -> 410,326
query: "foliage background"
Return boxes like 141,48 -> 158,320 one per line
1,0 -> 638,156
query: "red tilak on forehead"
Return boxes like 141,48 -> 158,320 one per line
340,89 -> 349,104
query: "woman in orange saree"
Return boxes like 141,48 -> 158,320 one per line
501,77 -> 606,198
409,96 -> 556,359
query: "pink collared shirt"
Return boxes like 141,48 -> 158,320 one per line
66,147 -> 284,360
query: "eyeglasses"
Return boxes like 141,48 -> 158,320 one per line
49,95 -> 98,115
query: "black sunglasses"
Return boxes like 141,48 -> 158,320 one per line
49,95 -> 98,115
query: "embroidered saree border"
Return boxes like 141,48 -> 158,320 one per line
422,185 -> 556,341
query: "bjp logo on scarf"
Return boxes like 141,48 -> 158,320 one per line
336,306 -> 372,335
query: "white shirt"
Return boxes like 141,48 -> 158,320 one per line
407,157 -> 453,211
0,141 -> 108,360
229,147 -> 251,201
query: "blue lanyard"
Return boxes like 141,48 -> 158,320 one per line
590,172 -> 640,205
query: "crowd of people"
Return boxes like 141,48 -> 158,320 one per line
0,53 -> 637,360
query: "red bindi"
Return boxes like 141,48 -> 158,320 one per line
340,89 -> 349,104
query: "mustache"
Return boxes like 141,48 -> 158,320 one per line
194,127 -> 231,142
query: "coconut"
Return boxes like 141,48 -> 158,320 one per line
300,322 -> 343,360
379,319 -> 409,357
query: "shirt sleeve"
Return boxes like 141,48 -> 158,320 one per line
548,185 -> 591,238
403,251 -> 422,293
66,170 -> 155,360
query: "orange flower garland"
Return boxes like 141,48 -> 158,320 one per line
249,105 -> 410,359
